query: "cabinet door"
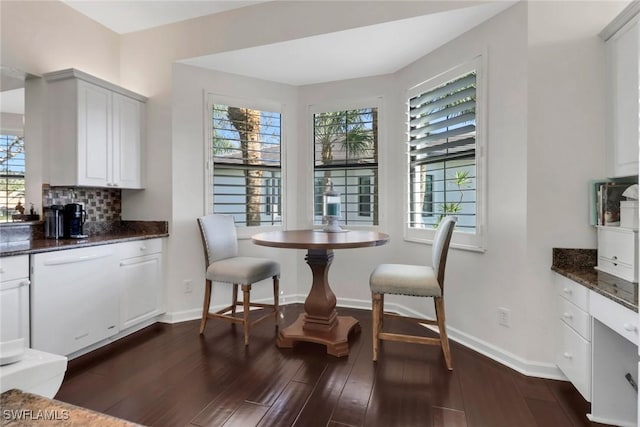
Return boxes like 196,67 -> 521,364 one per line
112,93 -> 144,189
119,253 -> 162,330
77,80 -> 112,187
608,20 -> 640,178
0,278 -> 30,347
556,321 -> 591,401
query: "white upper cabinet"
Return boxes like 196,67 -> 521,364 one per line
44,69 -> 146,189
602,6 -> 640,178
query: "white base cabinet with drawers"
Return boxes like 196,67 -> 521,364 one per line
556,274 -> 591,400
31,238 -> 165,357
555,273 -> 638,426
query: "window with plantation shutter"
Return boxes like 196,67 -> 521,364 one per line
406,60 -> 484,249
209,101 -> 282,227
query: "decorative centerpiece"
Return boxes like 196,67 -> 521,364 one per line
322,181 -> 344,232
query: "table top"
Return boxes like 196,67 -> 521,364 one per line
252,229 -> 389,250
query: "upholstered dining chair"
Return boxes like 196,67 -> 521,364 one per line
369,216 -> 457,370
197,214 -> 280,345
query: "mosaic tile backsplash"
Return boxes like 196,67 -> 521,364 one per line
43,186 -> 122,222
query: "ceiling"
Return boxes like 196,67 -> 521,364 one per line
2,1 -> 516,115
62,0 -> 514,86
62,1 -> 268,34
180,2 -> 514,86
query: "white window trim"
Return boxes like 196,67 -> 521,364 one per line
307,96 -> 384,231
403,56 -> 487,252
204,92 -> 287,239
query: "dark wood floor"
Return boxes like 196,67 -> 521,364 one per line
55,304 -> 609,427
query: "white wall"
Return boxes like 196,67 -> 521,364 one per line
389,2 -> 533,370
1,0 -> 631,377
525,1 -> 625,365
1,0 -> 121,212
169,63 -> 300,316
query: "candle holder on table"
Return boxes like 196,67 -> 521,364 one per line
322,181 -> 344,232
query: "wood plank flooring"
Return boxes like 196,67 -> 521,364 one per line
55,304 -> 610,427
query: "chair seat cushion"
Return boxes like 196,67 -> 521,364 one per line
207,257 -> 280,284
369,264 -> 441,297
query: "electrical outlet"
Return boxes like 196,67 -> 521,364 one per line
184,280 -> 193,294
497,307 -> 510,327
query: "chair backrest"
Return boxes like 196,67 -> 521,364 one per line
432,216 -> 457,289
197,214 -> 239,267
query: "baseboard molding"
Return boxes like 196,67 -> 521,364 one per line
162,294 -> 565,380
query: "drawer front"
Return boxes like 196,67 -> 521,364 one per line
559,297 -> 591,340
556,274 -> 589,310
0,255 -> 29,283
596,257 -> 636,282
556,321 -> 591,401
590,290 -> 638,345
597,227 -> 636,266
117,238 -> 163,260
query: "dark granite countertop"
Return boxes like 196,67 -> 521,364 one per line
552,248 -> 638,312
0,389 -> 143,426
0,221 -> 168,257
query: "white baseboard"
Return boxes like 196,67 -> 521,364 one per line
162,294 -> 565,380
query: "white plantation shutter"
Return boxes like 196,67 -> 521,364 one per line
408,72 -> 476,167
407,70 -> 478,234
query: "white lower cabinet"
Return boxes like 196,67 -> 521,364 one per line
118,239 -> 163,330
30,238 -> 165,357
0,255 -> 30,349
555,273 -> 639,426
555,274 -> 591,401
589,291 -> 638,427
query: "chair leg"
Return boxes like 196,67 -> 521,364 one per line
435,297 -> 453,370
231,284 -> 239,315
372,292 -> 382,361
242,284 -> 251,346
273,275 -> 280,329
200,279 -> 212,334
380,293 -> 384,329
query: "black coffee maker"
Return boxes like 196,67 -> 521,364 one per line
63,203 -> 87,238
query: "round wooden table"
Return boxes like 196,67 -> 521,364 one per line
251,230 -> 389,357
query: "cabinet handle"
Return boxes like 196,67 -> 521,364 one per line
562,312 -> 573,320
74,333 -> 89,340
563,288 -> 572,295
623,323 -> 637,332
140,246 -> 147,251
0,267 -> 4,274
19,280 -> 30,287
563,352 -> 573,359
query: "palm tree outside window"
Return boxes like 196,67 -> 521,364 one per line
210,103 -> 282,227
313,108 -> 378,226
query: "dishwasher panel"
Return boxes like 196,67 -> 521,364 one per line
31,245 -> 119,356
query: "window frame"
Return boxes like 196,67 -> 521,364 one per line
404,56 -> 486,252
205,93 -> 286,238
308,97 -> 383,230
0,132 -> 25,223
